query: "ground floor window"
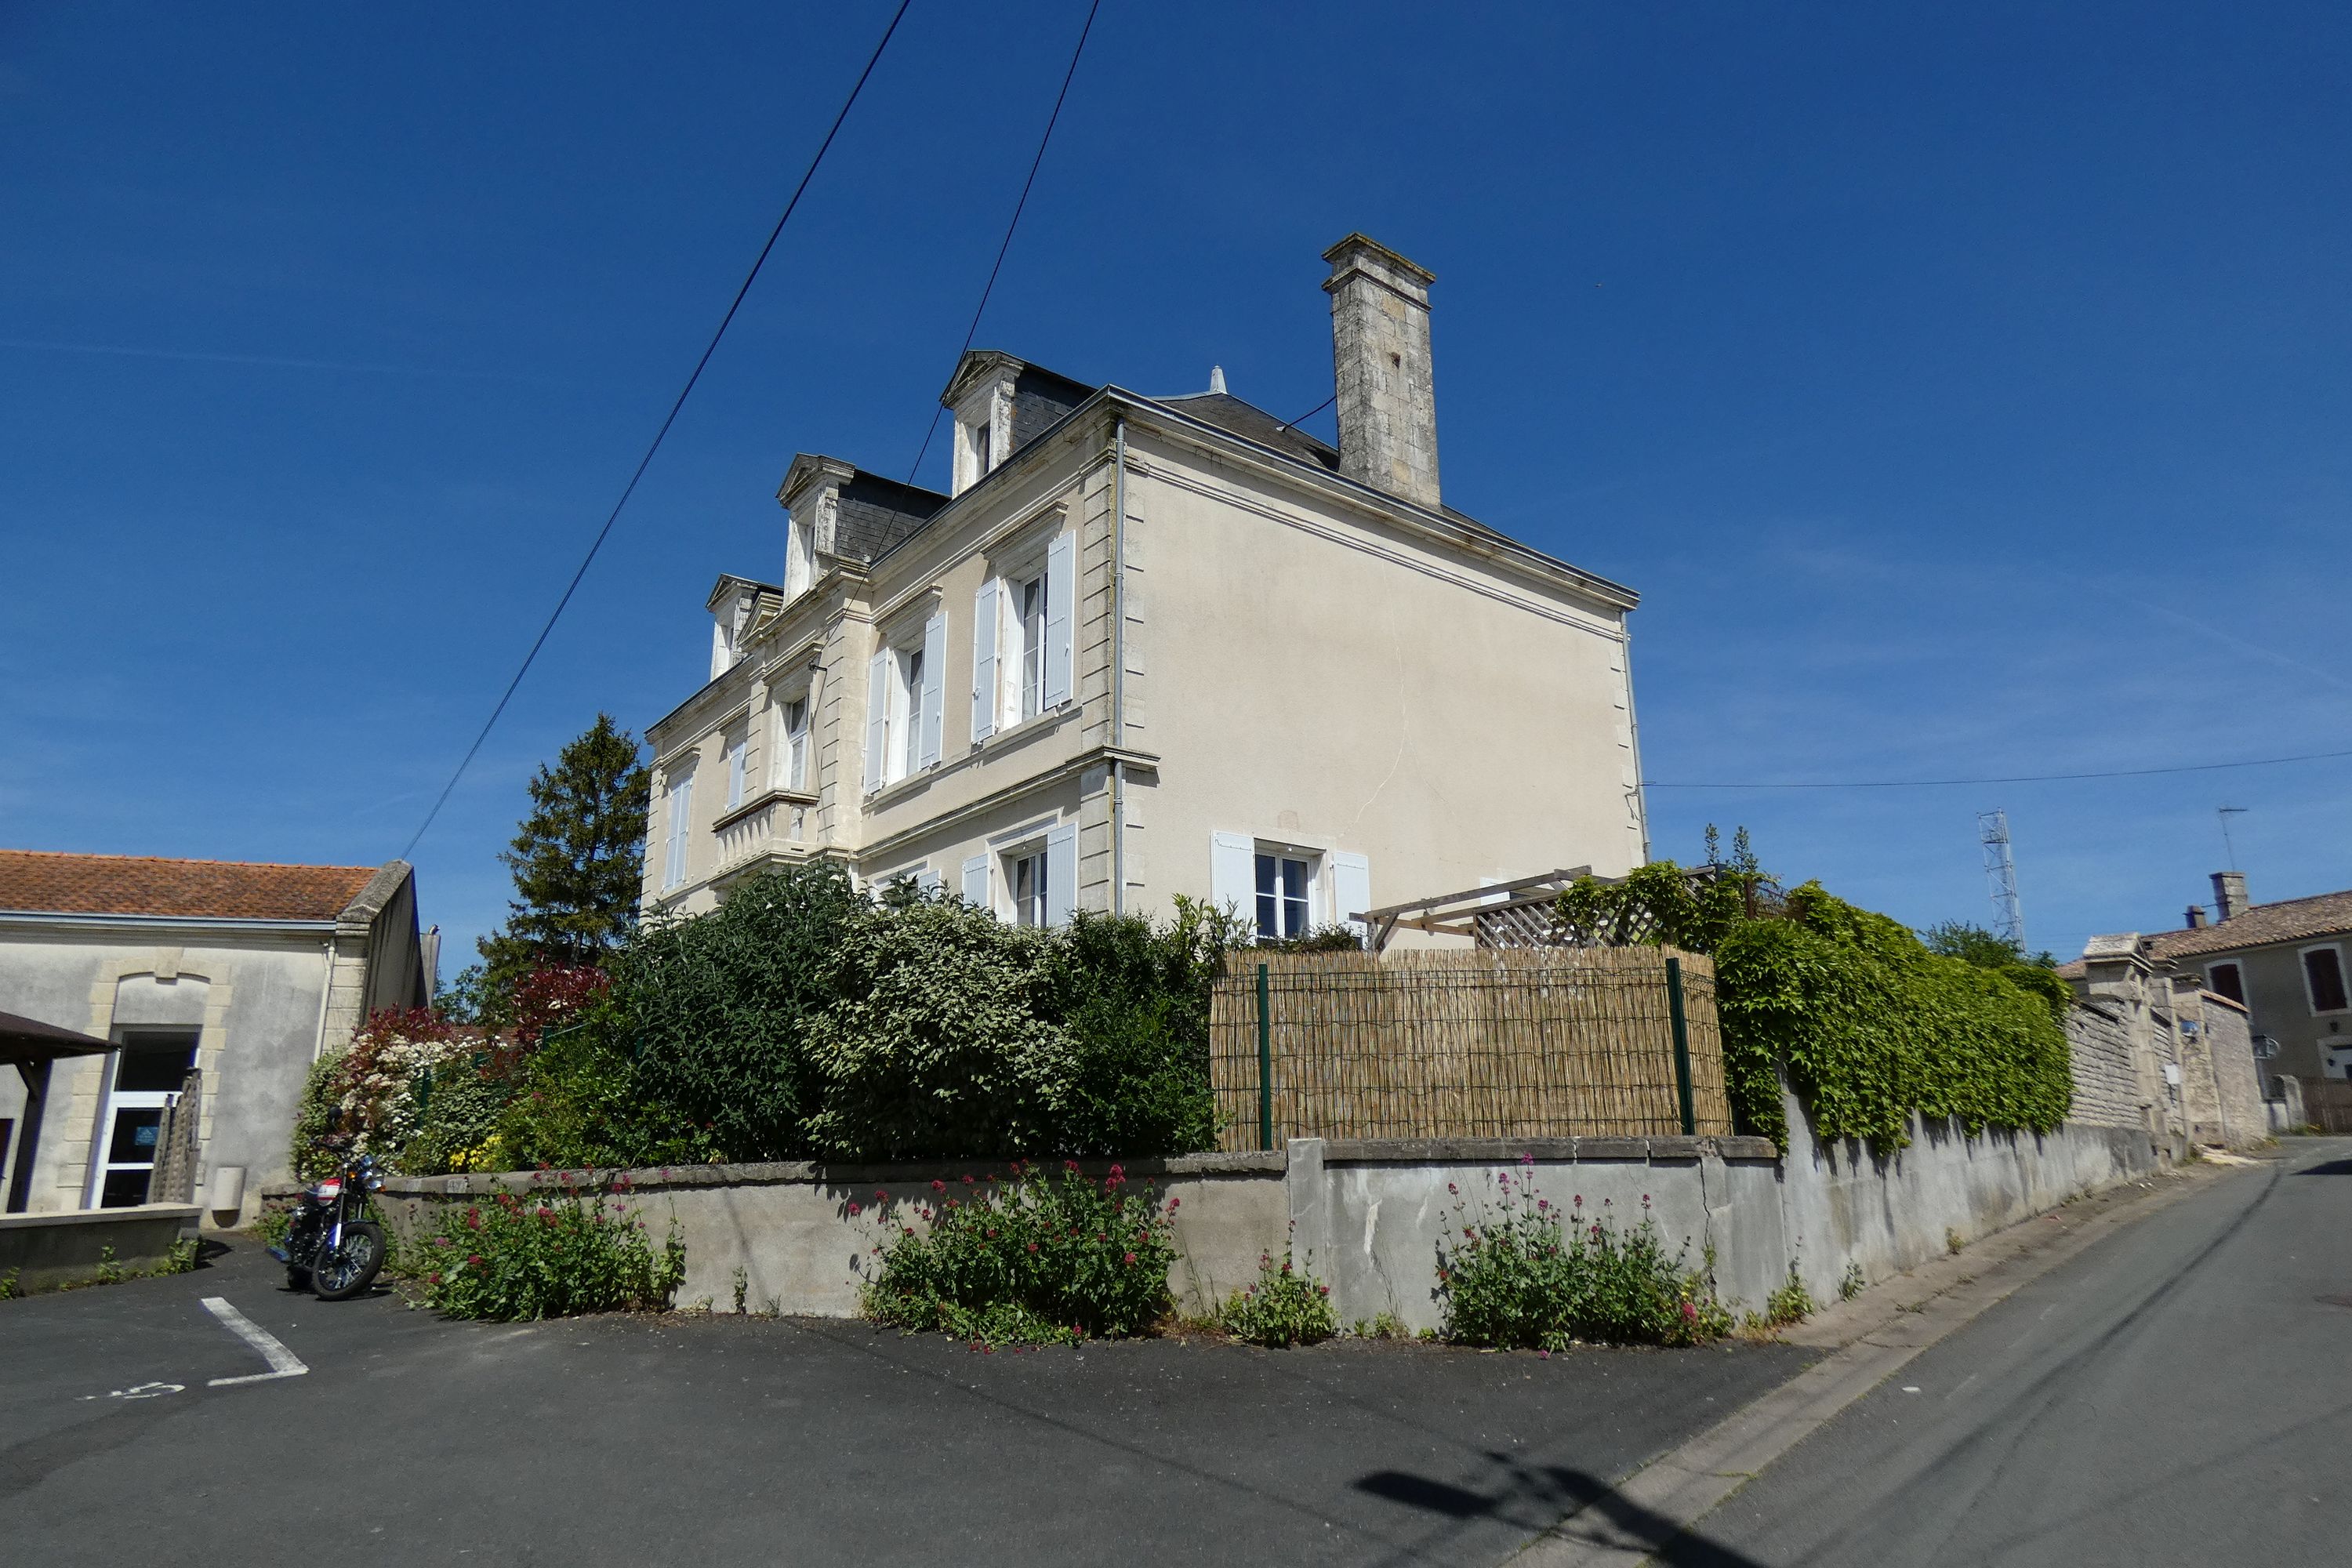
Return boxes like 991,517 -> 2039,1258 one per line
92,1032 -> 198,1208
1256,853 -> 1313,941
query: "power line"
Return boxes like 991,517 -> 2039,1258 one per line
1281,392 -> 1335,429
401,0 -> 915,860
1645,744 -> 2352,791
906,0 -> 1104,485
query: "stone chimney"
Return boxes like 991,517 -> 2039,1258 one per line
2212,871 -> 2249,924
2184,905 -> 2206,929
1323,234 -> 1439,510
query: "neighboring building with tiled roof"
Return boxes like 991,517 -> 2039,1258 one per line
649,235 -> 1647,947
0,850 -> 383,924
1,851 -> 429,1224
2078,871 -> 2352,1089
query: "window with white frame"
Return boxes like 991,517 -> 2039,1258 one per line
776,697 -> 809,792
1254,851 -> 1315,941
1017,572 -> 1047,720
661,771 -> 694,890
865,610 -> 946,793
971,532 -> 1073,740
1011,846 -> 1049,927
2305,944 -> 2350,1014
898,647 -> 926,778
724,732 -> 746,811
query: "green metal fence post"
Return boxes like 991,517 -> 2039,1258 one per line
1665,956 -> 1697,1136
1257,961 -> 1274,1152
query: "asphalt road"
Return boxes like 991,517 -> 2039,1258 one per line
1,1236 -> 1809,1566
1657,1138 -> 2352,1567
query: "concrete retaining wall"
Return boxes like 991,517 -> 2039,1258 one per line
0,1203 -> 201,1294
1776,1089 -> 2161,1305
372,1109 -> 2162,1330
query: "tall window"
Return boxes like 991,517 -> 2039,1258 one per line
899,648 -> 926,776
2206,962 -> 2245,1006
1255,853 -> 1312,941
2307,946 -> 2350,1014
1011,846 -> 1049,927
780,698 -> 809,791
1018,573 -> 1047,720
724,736 -> 746,810
662,773 -> 694,890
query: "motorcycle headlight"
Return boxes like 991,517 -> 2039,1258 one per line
366,1175 -> 385,1192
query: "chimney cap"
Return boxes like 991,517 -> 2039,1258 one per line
1322,233 -> 1436,292
2185,906 -> 2207,929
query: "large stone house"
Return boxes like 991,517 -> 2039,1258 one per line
2143,872 -> 2352,1083
643,235 -> 1648,938
0,852 -> 429,1224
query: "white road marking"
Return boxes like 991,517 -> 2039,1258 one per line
201,1297 -> 309,1386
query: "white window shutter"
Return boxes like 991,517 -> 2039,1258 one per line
970,579 -> 1000,743
1210,831 -> 1254,924
1045,821 -> 1078,927
1043,531 -> 1074,708
916,866 -> 942,897
961,852 -> 990,911
918,610 -> 947,769
1332,851 -> 1372,938
863,648 -> 888,793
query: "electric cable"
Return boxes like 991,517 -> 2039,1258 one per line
1645,744 -> 2352,790
906,0 -> 1104,485
401,0 -> 915,859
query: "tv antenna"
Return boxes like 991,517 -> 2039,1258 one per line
2218,805 -> 2248,870
1978,809 -> 2025,953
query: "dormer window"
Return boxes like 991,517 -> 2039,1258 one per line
784,514 -> 812,601
946,357 -> 1019,496
955,408 -> 1001,495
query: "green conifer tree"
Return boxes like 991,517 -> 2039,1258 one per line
474,713 -> 652,998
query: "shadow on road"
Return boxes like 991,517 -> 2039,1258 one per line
2292,1159 -> 2352,1177
1354,1461 -> 1770,1566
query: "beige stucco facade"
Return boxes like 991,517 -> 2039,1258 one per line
644,237 -> 1646,940
0,860 -> 426,1225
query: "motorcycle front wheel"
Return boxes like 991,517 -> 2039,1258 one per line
310,1221 -> 385,1301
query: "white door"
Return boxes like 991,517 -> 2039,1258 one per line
88,1032 -> 198,1208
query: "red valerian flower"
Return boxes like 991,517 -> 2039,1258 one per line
875,1189 -> 888,1202
1065,1160 -> 1080,1172
1026,1242 -> 1039,1253
467,1254 -> 482,1265
1123,1252 -> 1138,1265
428,1272 -> 443,1285
961,1174 -> 975,1185
848,1202 -> 862,1217
932,1179 -> 946,1192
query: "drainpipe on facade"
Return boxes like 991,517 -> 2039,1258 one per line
310,936 -> 337,1062
1110,415 -> 1128,916
1621,631 -> 1652,864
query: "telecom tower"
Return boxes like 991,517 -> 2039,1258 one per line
1978,809 -> 2025,953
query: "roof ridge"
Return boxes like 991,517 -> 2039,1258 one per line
0,848 -> 379,873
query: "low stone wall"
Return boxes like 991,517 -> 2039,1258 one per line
1775,1089 -> 2161,1305
374,1154 -> 1290,1319
372,1111 -> 2161,1330
0,1204 -> 201,1294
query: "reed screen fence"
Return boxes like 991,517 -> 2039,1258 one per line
1207,948 -> 1731,1150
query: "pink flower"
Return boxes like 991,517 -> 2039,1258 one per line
1537,1199 -> 1549,1211
1123,1251 -> 1138,1265
1682,1301 -> 1698,1321
932,1179 -> 946,1192
1065,1160 -> 1080,1173
1519,1152 -> 1536,1167
848,1202 -> 862,1217
962,1174 -> 975,1185
875,1189 -> 887,1202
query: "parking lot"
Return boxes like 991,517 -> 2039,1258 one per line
2,1236 -> 1813,1566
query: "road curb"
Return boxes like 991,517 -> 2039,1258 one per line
1508,1158 -> 2252,1566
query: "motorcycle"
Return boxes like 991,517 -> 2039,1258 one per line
271,1151 -> 388,1301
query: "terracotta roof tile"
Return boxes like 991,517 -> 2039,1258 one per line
0,851 -> 380,922
2142,888 -> 2352,963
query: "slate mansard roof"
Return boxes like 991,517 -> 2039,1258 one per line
0,851 -> 394,924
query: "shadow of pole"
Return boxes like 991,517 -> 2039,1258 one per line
1354,1462 -> 1773,1568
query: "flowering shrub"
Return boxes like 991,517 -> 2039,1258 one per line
861,1160 -> 1178,1345
1217,1246 -> 1337,1348
417,1178 -> 684,1322
1438,1159 -> 1733,1350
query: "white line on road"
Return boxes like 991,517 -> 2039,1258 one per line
201,1297 -> 309,1386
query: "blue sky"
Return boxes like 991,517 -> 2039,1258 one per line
3,1 -> 2346,974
